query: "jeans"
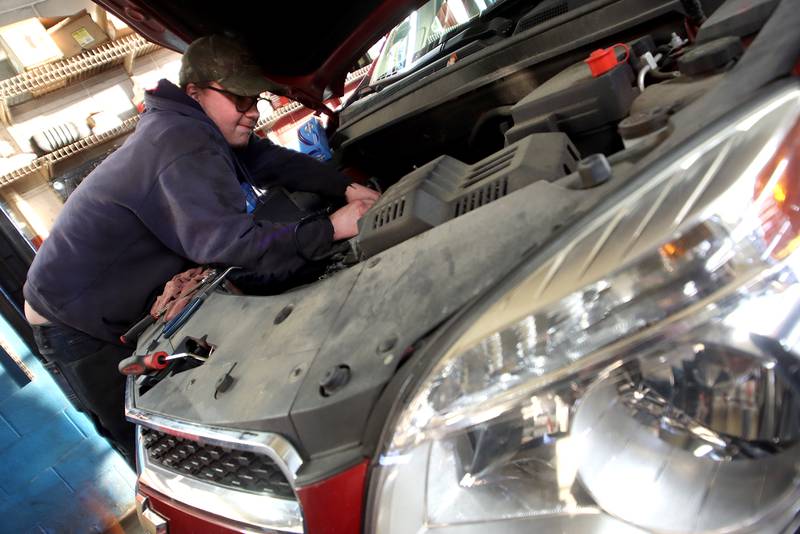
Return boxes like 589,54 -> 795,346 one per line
32,322 -> 136,468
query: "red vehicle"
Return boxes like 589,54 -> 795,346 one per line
96,0 -> 800,532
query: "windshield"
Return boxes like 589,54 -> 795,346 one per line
370,0 -> 499,84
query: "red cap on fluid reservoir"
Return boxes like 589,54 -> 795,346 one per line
585,43 -> 630,77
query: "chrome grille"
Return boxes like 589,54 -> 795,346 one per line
141,427 -> 293,498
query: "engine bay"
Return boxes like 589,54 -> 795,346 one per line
330,0 -> 770,259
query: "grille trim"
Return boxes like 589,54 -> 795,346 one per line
126,377 -> 303,483
126,379 -> 304,532
141,427 -> 293,498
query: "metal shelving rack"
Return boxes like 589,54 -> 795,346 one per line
0,115 -> 139,188
0,58 -> 369,188
0,34 -> 160,189
0,33 -> 159,125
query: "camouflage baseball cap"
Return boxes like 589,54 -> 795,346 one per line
179,35 -> 271,96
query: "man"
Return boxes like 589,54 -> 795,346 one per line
23,35 -> 378,465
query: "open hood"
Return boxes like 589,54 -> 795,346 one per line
92,0 -> 424,112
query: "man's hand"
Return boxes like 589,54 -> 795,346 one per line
330,199 -> 374,240
345,183 -> 380,204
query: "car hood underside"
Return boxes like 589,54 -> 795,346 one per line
93,0 -> 424,109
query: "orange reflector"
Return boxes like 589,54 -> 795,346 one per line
660,224 -> 714,261
774,182 -> 788,203
755,119 -> 800,259
661,242 -> 681,257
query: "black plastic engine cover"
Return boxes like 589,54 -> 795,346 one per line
504,60 -> 636,154
356,132 -> 579,258
696,0 -> 779,44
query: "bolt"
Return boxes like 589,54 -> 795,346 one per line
577,154 -> 612,188
319,365 -> 351,397
288,364 -> 305,382
274,304 -> 294,325
378,336 -> 397,353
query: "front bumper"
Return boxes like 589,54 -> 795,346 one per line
129,379 -> 370,533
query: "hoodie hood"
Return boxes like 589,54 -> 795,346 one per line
144,79 -> 207,118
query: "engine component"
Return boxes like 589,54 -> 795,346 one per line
618,107 -> 670,148
629,34 -> 657,67
632,75 -> 723,118
585,43 -> 630,78
636,51 -> 662,91
504,60 -> 636,156
678,0 -> 707,27
696,0 -> 779,44
577,153 -> 612,188
356,133 -> 579,258
677,37 -> 743,76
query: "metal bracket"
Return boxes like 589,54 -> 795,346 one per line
136,493 -> 169,534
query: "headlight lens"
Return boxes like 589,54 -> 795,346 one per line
370,83 -> 800,533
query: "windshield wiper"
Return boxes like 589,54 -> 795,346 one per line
438,16 -> 514,57
345,14 -> 516,109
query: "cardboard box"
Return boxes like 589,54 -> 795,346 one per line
0,18 -> 63,72
48,10 -> 109,58
106,14 -> 134,40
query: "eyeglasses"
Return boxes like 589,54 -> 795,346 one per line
202,85 -> 267,113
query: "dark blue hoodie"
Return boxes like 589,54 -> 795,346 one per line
24,79 -> 350,343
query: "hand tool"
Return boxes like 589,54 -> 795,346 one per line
164,352 -> 208,362
119,269 -> 217,345
118,350 -> 209,376
162,266 -> 239,339
118,351 -> 170,376
119,310 -> 163,345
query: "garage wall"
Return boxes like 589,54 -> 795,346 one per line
0,0 -> 94,29
0,317 -> 134,532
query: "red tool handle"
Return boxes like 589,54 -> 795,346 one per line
118,351 -> 169,376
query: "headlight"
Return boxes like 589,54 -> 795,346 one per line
369,82 -> 800,533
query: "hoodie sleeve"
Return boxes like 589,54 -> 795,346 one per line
139,147 -> 334,280
241,136 -> 351,197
